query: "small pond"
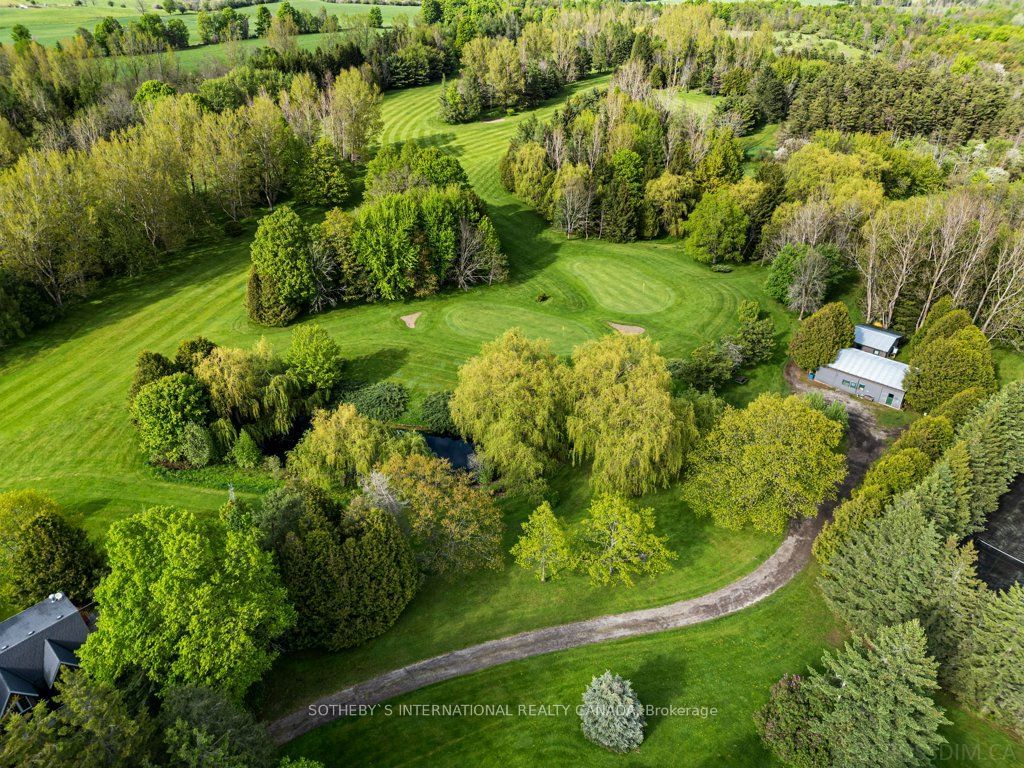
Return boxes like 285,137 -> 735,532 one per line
424,434 -> 475,471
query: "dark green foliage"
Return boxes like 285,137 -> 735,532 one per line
346,381 -> 410,423
247,206 -> 317,326
3,510 -> 104,608
160,686 -> 275,768
231,429 -> 262,470
819,496 -> 941,636
685,186 -> 748,264
788,301 -> 853,371
128,350 -> 176,402
601,150 -> 644,243
924,540 -> 985,682
181,422 -> 214,469
905,325 -> 996,412
677,339 -> 737,391
252,487 -> 306,551
278,499 -> 418,651
421,390 -> 456,435
131,373 -> 209,464
735,300 -> 775,365
174,336 -> 216,372
758,621 -> 947,768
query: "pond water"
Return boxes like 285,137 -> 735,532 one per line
424,434 -> 475,471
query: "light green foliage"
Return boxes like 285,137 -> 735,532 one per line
567,333 -> 695,496
801,391 -> 848,431
759,621 -> 948,768
381,453 -> 504,575
932,386 -> 985,427
735,300 -> 776,365
296,137 -> 350,208
230,429 -> 262,470
323,67 -> 383,163
181,422 -> 214,469
787,301 -> 853,371
694,128 -> 743,191
580,671 -> 646,753
575,494 -> 675,587
365,141 -> 468,201
287,403 -> 423,495
287,324 -> 344,397
248,205 -> 316,326
133,79 -> 176,106
891,415 -> 953,460
906,324 -> 996,412
131,372 -> 209,464
0,671 -> 155,766
644,172 -> 697,237
685,185 -> 749,264
684,393 -> 845,534
450,329 -> 567,497
79,505 -> 294,701
511,502 -> 572,582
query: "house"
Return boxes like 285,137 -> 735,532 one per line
853,324 -> 902,358
0,593 -> 90,718
813,348 -> 909,409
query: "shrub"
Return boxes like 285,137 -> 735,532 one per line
174,336 -> 216,372
286,324 -> 343,397
128,350 -> 176,402
802,391 -> 848,432
580,671 -> 646,753
132,373 -> 209,463
421,390 -> 456,435
933,386 -> 985,427
231,429 -> 262,470
891,415 -> 954,460
181,422 -> 215,468
347,381 -> 410,423
788,301 -> 853,371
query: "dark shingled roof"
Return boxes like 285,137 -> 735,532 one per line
0,594 -> 89,717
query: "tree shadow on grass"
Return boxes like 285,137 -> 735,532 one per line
627,652 -> 689,740
344,347 -> 411,387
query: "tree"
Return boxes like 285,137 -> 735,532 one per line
2,509 -> 104,610
295,137 -> 349,208
685,185 -> 749,264
951,583 -> 1024,736
421,390 -> 456,435
287,403 -> 422,495
567,334 -> 696,496
127,349 -> 176,402
133,79 -> 176,107
381,453 -> 504,575
579,671 -> 646,753
788,301 -> 853,371
450,329 -> 567,497
644,172 -> 696,236
575,494 -> 674,587
246,95 -> 302,209
0,671 -> 156,767
286,323 -> 343,398
323,67 -> 382,163
735,300 -> 775,365
905,326 -> 996,412
683,393 -> 845,533
248,205 -> 316,326
278,498 -> 418,650
78,506 -> 294,701
757,621 -> 948,768
367,6 -> 383,27
891,414 -> 954,460
255,5 -> 272,36
601,149 -> 644,243
131,373 -> 209,464
510,502 -> 572,581
191,107 -> 258,222
161,686 -> 275,768
818,496 -> 942,636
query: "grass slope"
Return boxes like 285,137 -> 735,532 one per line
0,0 -> 413,48
281,568 -> 1022,767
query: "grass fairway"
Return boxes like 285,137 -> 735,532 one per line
0,0 -> 414,48
280,568 -> 1022,767
0,74 -> 792,537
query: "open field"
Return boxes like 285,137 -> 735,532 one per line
0,0 -> 414,47
281,568 -> 1022,767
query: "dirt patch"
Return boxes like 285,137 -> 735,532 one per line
785,361 -> 900,444
400,312 -> 422,329
608,321 -> 645,335
484,117 -> 507,124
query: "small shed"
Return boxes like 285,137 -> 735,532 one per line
814,348 -> 909,409
853,324 -> 902,358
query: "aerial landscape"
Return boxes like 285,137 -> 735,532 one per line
0,0 -> 1023,765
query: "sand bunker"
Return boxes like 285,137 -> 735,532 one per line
401,312 -> 422,329
608,321 -> 645,335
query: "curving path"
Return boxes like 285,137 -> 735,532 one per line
268,411 -> 886,746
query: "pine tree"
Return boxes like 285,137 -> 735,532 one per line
912,443 -> 973,539
579,671 -> 646,753
511,502 -> 572,582
924,540 -> 985,685
951,583 -> 1024,737
818,496 -> 941,636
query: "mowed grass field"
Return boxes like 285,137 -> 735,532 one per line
281,569 -> 1023,767
0,0 -> 414,47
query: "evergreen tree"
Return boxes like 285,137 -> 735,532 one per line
579,671 -> 646,753
924,540 -> 985,684
819,496 -> 941,636
510,502 -> 572,582
788,301 -> 853,371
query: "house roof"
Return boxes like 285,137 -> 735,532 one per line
825,348 -> 909,391
854,324 -> 902,354
0,594 -> 89,716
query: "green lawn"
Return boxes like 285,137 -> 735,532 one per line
0,0 -> 414,47
281,568 -> 1022,767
